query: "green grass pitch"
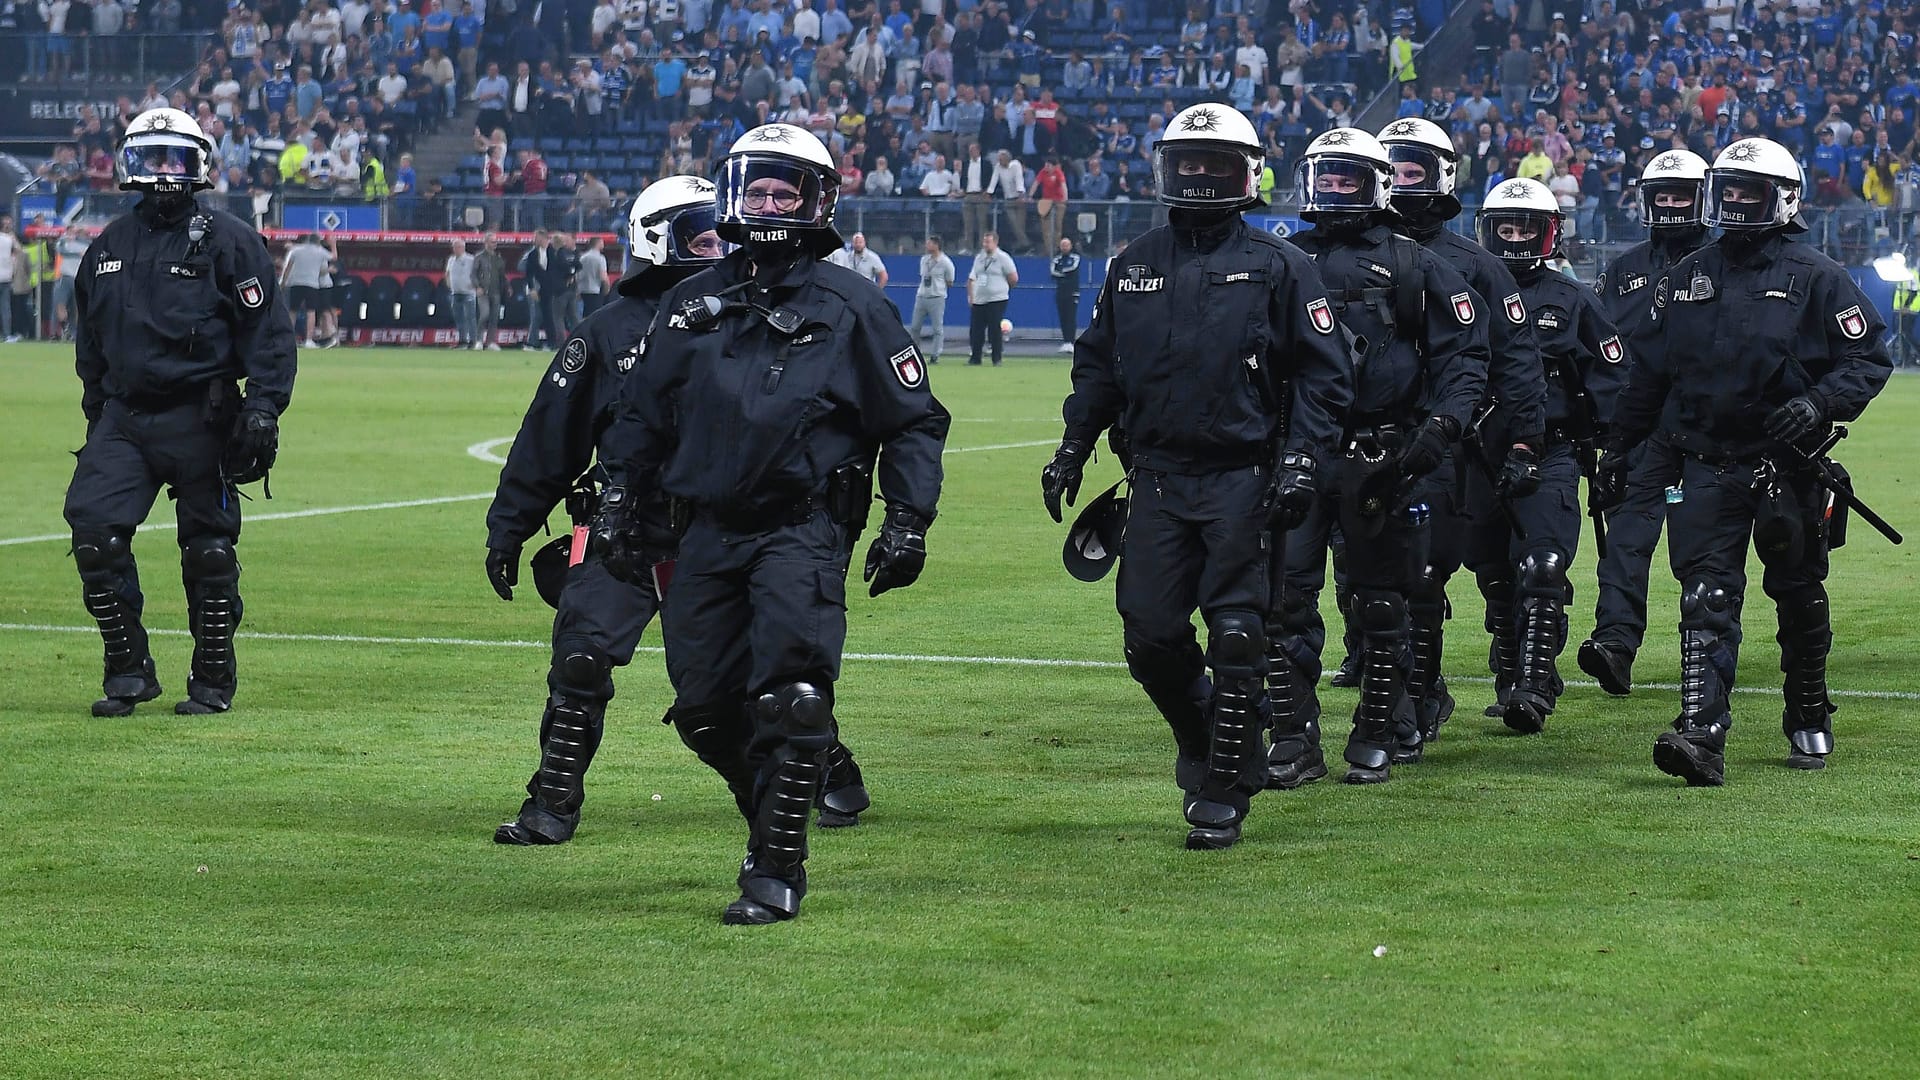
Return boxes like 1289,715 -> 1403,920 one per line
3,342 -> 1920,1078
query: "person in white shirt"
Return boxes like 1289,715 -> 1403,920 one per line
920,154 -> 957,196
909,233 -> 955,361
341,0 -> 371,39
1234,28 -> 1268,85
309,0 -> 343,47
965,231 -> 1018,365
826,231 -> 888,286
446,237 -> 479,347
792,0 -> 820,45
593,0 -> 620,42
576,236 -> 610,315
987,148 -> 1030,252
0,214 -> 16,341
377,61 -> 409,106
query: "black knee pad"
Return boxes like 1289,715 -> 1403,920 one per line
1680,580 -> 1736,635
754,682 -> 835,750
1206,610 -> 1265,679
181,535 -> 238,584
1357,592 -> 1407,634
1123,632 -> 1203,690
552,640 -> 612,699
72,530 -> 133,582
1516,550 -> 1567,598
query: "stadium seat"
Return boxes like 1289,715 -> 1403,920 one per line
537,137 -> 565,152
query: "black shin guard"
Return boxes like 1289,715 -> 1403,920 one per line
726,683 -> 833,925
1654,583 -> 1735,786
1187,611 -> 1265,849
667,701 -> 757,819
1265,612 -> 1327,790
1347,593 -> 1411,783
1778,589 -> 1835,767
1504,551 -> 1567,735
1479,573 -> 1518,718
1408,598 -> 1453,747
74,530 -> 158,713
817,741 -> 871,828
178,536 -> 242,714
494,697 -> 606,845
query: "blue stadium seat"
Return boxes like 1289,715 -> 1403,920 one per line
537,136 -> 565,152
564,137 -> 593,152
546,154 -> 571,169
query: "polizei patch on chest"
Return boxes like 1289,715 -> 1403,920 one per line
1114,266 -> 1165,293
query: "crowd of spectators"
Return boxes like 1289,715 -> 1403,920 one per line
1427,0 -> 1920,252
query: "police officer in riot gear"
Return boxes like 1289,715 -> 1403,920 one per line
486,177 -> 879,846
1379,117 -> 1549,744
594,124 -> 950,922
1476,179 -> 1627,733
1603,137 -> 1892,784
1576,150 -> 1711,696
63,107 -> 296,717
1275,128 -> 1488,785
1043,104 -> 1350,848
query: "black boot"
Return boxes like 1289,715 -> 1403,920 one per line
1480,577 -> 1518,718
1186,614 -> 1265,850
1652,627 -> 1730,787
176,537 -> 240,715
725,684 -> 831,924
1264,633 -> 1327,790
816,741 -> 871,827
1345,594 -> 1409,784
92,655 -> 162,717
1577,637 -> 1635,697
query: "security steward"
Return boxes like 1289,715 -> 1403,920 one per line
64,107 -> 295,717
1577,150 -> 1713,696
593,124 -> 950,923
1042,104 -> 1350,850
1379,117 -> 1548,744
1602,137 -> 1892,785
1477,178 -> 1627,733
484,177 -> 870,845
1274,128 -> 1487,786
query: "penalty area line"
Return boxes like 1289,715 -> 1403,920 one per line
0,493 -> 496,549
3,622 -> 1919,701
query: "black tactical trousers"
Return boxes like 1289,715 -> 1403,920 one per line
547,559 -> 660,703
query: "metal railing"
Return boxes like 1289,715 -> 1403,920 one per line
0,32 -> 220,100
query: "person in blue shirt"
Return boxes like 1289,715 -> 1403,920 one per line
1811,5 -> 1842,49
293,66 -> 324,120
883,0 -> 912,42
718,0 -> 752,43
453,4 -> 483,51
1811,125 -> 1846,182
391,2 -> 423,41
600,55 -> 631,128
423,0 -> 454,53
750,0 -> 785,42
1843,129 -> 1872,192
821,0 -> 852,45
791,41 -> 816,82
264,66 -> 295,117
654,51 -> 688,105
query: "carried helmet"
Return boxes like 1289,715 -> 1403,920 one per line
1295,128 -> 1394,215
627,175 -> 730,267
118,107 -> 214,193
1377,116 -> 1458,198
1477,177 -> 1563,265
1637,149 -> 1708,227
1706,138 -> 1802,230
713,123 -> 840,247
1153,103 -> 1264,211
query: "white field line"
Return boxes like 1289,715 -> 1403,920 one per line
2,622 -> 1918,702
3,437 -> 1055,548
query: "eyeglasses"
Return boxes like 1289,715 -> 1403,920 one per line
742,188 -> 804,211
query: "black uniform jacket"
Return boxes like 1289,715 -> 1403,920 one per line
1616,231 -> 1893,459
1063,216 -> 1352,473
1422,227 -> 1547,444
1290,221 -> 1487,432
74,196 -> 296,420
1517,268 -> 1627,433
617,250 -> 951,522
487,270 -> 667,553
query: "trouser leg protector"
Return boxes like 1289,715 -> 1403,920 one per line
1408,561 -> 1454,746
1187,610 -> 1266,845
1346,591 -> 1410,782
1776,585 -> 1835,763
1478,571 -> 1518,717
817,740 -> 871,827
494,645 -> 612,845
1505,550 -> 1567,734
177,535 -> 241,714
1329,539 -> 1361,687
1124,633 -> 1211,788
73,529 -> 158,710
668,700 -> 758,819
1265,589 -> 1327,789
727,682 -> 834,924
1654,581 -> 1736,786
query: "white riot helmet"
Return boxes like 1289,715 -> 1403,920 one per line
713,122 -> 841,249
1296,128 -> 1394,216
1706,138 -> 1803,230
1377,117 -> 1458,198
118,107 -> 214,193
1477,177 -> 1563,266
1638,149 -> 1708,227
1153,103 -> 1264,211
627,175 -> 730,268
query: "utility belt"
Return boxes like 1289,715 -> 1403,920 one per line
1542,421 -> 1592,447
693,459 -> 876,538
1342,421 -> 1410,459
117,380 -> 236,419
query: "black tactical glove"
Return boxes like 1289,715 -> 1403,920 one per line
223,407 -> 279,485
1266,450 -> 1318,531
863,505 -> 930,597
586,485 -> 650,586
1396,415 -> 1457,480
485,545 -> 520,601
1591,448 -> 1630,511
1040,438 -> 1091,523
1764,392 -> 1827,444
1498,443 -> 1541,499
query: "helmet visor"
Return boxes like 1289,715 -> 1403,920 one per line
1477,208 -> 1560,261
1385,143 -> 1450,195
1704,170 -> 1785,229
1296,155 -> 1382,212
715,153 -> 833,230
664,204 -> 732,263
120,141 -> 204,187
1153,143 -> 1256,208
1639,178 -> 1705,227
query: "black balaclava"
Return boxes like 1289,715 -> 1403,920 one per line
1392,192 -> 1461,242
1169,205 -> 1240,249
134,185 -> 198,228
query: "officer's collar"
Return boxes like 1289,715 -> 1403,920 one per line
719,248 -> 819,294
1718,228 -> 1790,267
617,261 -> 708,297
134,193 -> 201,229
